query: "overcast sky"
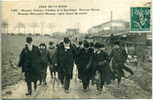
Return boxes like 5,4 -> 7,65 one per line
1,0 -> 151,33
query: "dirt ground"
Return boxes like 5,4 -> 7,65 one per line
2,63 -> 152,99
1,34 -> 152,99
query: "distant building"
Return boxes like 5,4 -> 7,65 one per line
66,28 -> 79,36
88,20 -> 129,36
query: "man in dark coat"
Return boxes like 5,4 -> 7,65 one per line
56,37 -> 76,93
92,42 -> 113,94
77,40 -> 93,92
39,43 -> 50,85
18,37 -> 41,95
48,41 -> 57,79
75,41 -> 84,80
109,41 -> 133,87
89,41 -> 95,80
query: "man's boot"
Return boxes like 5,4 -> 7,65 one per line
26,90 -> 32,96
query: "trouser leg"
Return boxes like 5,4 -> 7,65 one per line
44,72 -> 47,83
117,76 -> 121,87
53,71 -> 56,77
87,78 -> 90,88
96,73 -> 103,91
82,78 -> 86,89
83,82 -> 87,89
100,80 -> 104,91
42,71 -> 45,82
25,72 -> 32,95
82,78 -> 89,90
39,71 -> 43,85
77,66 -> 81,79
64,73 -> 71,90
49,65 -> 53,78
40,71 -> 45,84
123,65 -> 134,75
58,72 -> 64,85
26,81 -> 32,95
116,65 -> 125,77
64,78 -> 70,90
96,82 -> 101,91
121,69 -> 125,77
34,81 -> 37,90
43,67 -> 47,83
99,72 -> 103,91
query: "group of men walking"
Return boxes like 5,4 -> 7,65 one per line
18,36 -> 134,96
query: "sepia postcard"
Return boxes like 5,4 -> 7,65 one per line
0,0 -> 152,99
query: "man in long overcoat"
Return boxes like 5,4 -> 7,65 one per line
18,37 -> 41,95
39,43 -> 50,85
92,42 -> 113,94
110,41 -> 133,87
48,41 -> 57,79
76,40 -> 93,92
75,41 -> 84,80
56,37 -> 76,93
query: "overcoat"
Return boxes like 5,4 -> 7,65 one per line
18,45 -> 41,82
48,46 -> 58,72
76,47 -> 93,81
56,42 -> 76,79
93,50 -> 114,84
109,47 -> 128,78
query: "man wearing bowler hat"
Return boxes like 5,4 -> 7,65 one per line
56,37 -> 76,93
18,37 -> 41,95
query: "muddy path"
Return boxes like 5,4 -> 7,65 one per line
2,64 -> 152,99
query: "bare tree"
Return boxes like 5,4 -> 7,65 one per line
40,22 -> 45,35
48,23 -> 55,34
30,22 -> 38,34
1,21 -> 9,33
16,22 -> 25,34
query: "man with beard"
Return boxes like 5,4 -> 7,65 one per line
56,37 -> 76,93
39,43 -> 50,85
18,37 -> 41,95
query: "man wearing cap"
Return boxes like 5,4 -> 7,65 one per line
48,41 -> 57,79
92,42 -> 112,94
77,40 -> 93,92
18,37 -> 41,95
55,37 -> 76,93
75,41 -> 84,80
109,41 -> 133,87
39,43 -> 50,85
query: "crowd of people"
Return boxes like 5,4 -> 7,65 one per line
18,36 -> 134,96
